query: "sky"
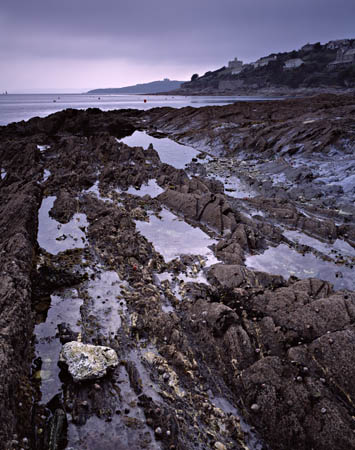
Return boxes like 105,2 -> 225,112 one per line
0,0 -> 354,93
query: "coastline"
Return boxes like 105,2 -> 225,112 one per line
0,94 -> 354,450
152,86 -> 355,97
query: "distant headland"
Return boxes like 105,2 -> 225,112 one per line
87,78 -> 185,95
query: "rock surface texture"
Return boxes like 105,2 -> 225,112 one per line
0,95 -> 354,450
59,342 -> 119,382
0,139 -> 41,449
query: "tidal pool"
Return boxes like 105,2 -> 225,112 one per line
124,179 -> 164,198
38,196 -> 88,254
246,243 -> 354,291
42,169 -> 51,182
213,174 -> 257,198
120,131 -> 200,169
86,270 -> 127,336
284,230 -> 355,259
34,290 -> 82,404
135,208 -> 218,263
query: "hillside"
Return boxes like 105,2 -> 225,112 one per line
177,39 -> 355,94
87,79 -> 185,95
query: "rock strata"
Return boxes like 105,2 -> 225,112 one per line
0,96 -> 354,450
0,139 -> 41,449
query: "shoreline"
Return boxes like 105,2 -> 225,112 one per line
0,94 -> 354,450
152,86 -> 355,97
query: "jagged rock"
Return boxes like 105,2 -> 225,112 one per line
59,341 -> 119,382
1,97 -> 355,450
158,189 -> 237,234
215,238 -> 245,264
49,408 -> 67,450
207,263 -> 284,289
49,189 -> 78,223
197,300 -> 238,337
0,178 -> 41,448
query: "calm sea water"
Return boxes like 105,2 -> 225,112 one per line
0,93 -> 270,126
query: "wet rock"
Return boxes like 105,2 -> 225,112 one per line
1,98 -> 355,450
57,323 -> 79,344
196,300 -> 238,337
48,408 -> 67,450
0,108 -> 136,138
0,177 -> 41,446
126,361 -> 143,395
283,292 -> 355,340
234,354 -> 355,450
215,238 -> 244,264
49,189 -> 78,223
158,189 -> 237,234
214,442 -> 227,450
207,263 -> 284,290
32,259 -> 86,299
59,341 -> 119,382
250,403 -> 260,412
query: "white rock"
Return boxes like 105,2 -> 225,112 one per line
59,341 -> 118,382
214,442 -> 227,450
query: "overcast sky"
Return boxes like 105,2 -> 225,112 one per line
1,0 -> 354,92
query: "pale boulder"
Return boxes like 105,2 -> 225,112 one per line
59,341 -> 118,382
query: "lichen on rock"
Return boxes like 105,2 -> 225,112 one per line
59,341 -> 118,382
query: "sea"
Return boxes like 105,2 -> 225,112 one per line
0,93 -> 270,126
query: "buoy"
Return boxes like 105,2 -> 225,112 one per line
144,99 -> 147,103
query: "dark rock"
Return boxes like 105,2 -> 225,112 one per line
0,178 -> 41,447
158,190 -> 237,234
207,263 -> 285,290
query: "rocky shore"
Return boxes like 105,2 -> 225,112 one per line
161,86 -> 355,98
0,94 -> 354,450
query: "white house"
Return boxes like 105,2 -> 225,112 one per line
343,48 -> 355,62
284,58 -> 304,69
228,57 -> 243,74
328,48 -> 355,68
252,55 -> 277,68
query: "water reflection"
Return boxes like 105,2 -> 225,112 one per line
120,131 -> 200,169
246,243 -> 354,291
34,290 -> 82,404
38,196 -> 88,254
135,208 -> 217,263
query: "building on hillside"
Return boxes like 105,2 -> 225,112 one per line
284,58 -> 304,69
301,43 -> 315,52
227,57 -> 244,74
327,39 -> 350,50
328,48 -> 355,69
252,55 -> 277,68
